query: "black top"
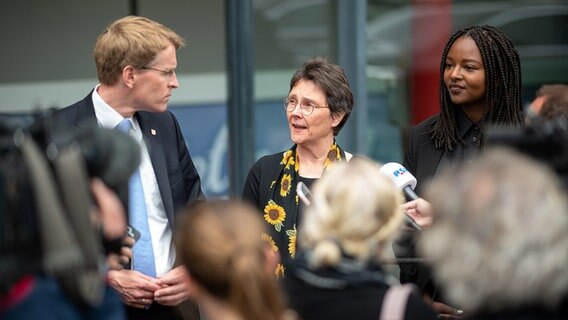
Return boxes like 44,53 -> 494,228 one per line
283,253 -> 438,320
435,107 -> 481,174
466,305 -> 568,320
242,147 -> 348,276
396,109 -> 481,303
297,176 -> 316,230
242,151 -> 299,270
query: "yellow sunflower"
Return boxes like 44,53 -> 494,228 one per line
324,157 -> 335,168
275,263 -> 285,278
329,144 -> 341,160
280,174 -> 292,197
281,150 -> 293,165
263,200 -> 286,231
323,146 -> 340,169
262,232 -> 278,254
284,155 -> 295,171
286,226 -> 297,258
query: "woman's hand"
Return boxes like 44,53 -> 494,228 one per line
402,198 -> 434,228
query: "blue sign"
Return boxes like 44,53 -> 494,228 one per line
170,101 -> 290,197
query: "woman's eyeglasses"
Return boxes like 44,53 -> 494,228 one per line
283,98 -> 328,116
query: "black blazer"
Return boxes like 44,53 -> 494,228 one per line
45,92 -> 204,319
403,115 -> 444,194
51,92 -> 204,227
397,115 -> 443,297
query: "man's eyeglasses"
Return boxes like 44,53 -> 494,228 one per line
283,97 -> 328,116
140,66 -> 176,78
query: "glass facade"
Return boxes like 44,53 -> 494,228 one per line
1,0 -> 566,196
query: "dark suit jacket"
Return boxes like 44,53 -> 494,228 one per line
52,92 -> 204,227
396,115 -> 443,298
403,115 -> 443,194
50,92 -> 204,319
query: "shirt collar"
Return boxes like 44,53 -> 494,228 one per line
92,84 -> 128,130
455,107 -> 479,139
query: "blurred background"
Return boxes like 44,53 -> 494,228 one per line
1,0 -> 566,197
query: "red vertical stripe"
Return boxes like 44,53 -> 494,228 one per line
410,0 -> 452,125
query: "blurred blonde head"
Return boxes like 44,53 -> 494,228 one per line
420,147 -> 568,312
176,200 -> 287,320
300,158 -> 404,269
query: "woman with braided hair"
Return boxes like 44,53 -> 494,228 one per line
407,24 -> 523,188
395,25 -> 524,319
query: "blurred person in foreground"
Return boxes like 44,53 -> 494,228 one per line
526,84 -> 568,120
283,158 -> 438,320
242,56 -> 354,277
176,200 -> 296,320
397,25 -> 524,318
47,16 -> 204,319
538,84 -> 568,121
0,126 -> 128,319
419,147 -> 568,320
522,84 -> 568,188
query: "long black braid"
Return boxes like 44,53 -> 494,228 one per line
429,25 -> 524,152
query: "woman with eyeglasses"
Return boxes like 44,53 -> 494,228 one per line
242,56 -> 354,277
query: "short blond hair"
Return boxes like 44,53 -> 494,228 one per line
300,158 -> 404,269
94,16 -> 185,85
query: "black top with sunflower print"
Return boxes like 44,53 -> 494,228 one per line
242,143 -> 348,278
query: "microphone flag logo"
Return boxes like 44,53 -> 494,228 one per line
392,167 -> 408,177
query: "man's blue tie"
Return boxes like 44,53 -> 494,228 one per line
115,119 -> 157,277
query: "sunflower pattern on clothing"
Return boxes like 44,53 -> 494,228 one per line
262,142 -> 346,278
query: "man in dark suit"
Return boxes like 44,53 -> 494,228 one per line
50,16 -> 203,319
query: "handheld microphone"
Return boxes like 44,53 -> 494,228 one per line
379,162 -> 419,202
380,162 -> 422,231
297,181 -> 312,206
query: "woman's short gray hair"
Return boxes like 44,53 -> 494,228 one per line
420,147 -> 568,312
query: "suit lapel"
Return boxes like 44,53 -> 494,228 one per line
136,112 -> 175,225
67,93 -> 175,226
72,92 -> 98,128
416,141 -> 444,190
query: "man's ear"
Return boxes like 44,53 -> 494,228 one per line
122,66 -> 136,88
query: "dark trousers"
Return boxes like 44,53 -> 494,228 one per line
126,300 -> 200,320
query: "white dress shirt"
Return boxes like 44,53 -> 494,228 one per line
92,85 -> 175,276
